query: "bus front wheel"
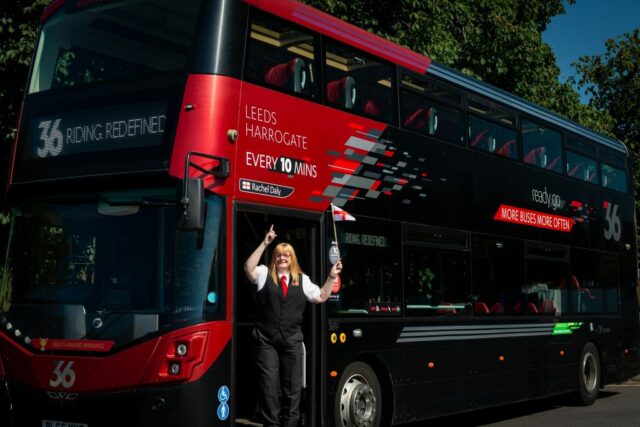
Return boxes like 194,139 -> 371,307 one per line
576,342 -> 601,406
335,361 -> 382,427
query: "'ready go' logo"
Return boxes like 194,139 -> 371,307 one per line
37,119 -> 64,158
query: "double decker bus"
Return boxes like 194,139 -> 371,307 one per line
1,0 -> 638,426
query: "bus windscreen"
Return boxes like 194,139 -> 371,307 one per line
1,189 -> 225,351
28,0 -> 202,94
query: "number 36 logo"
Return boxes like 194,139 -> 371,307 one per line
603,202 -> 621,242
37,119 -> 64,158
49,360 -> 76,389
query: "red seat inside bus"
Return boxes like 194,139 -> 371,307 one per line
490,302 -> 504,314
538,299 -> 557,315
474,301 -> 490,315
470,129 -> 498,153
470,129 -> 490,148
264,57 -> 307,93
524,146 -> 546,167
512,301 -> 540,315
546,156 -> 560,170
436,302 -> 457,314
496,139 -> 516,158
327,76 -> 356,109
404,107 -> 437,134
568,162 -> 584,178
363,98 -> 384,118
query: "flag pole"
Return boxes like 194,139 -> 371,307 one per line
331,204 -> 340,260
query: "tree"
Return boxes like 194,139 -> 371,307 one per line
0,1 -> 50,200
573,29 -> 640,181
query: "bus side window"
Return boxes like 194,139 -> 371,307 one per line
404,246 -> 470,317
568,250 -> 618,314
246,11 -> 318,98
468,115 -> 518,159
566,151 -> 599,184
400,73 -> 465,145
467,96 -> 519,159
524,245 -> 569,316
472,237 -> 526,316
522,120 -> 562,173
324,40 -> 394,123
328,217 -> 401,317
601,163 -> 628,193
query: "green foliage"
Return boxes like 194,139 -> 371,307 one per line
0,1 -> 50,210
573,29 -> 640,177
0,1 -> 50,145
0,262 -> 12,312
573,29 -> 640,146
417,267 -> 435,295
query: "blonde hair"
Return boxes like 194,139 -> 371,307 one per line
269,243 -> 304,285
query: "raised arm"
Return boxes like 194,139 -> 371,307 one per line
244,225 -> 276,284
316,260 -> 343,303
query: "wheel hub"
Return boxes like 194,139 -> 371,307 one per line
339,375 -> 377,427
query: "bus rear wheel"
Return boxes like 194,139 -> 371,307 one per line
576,342 -> 601,406
335,361 -> 382,427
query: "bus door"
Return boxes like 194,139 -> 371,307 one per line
234,207 -> 322,426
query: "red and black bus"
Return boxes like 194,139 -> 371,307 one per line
1,0 -> 638,426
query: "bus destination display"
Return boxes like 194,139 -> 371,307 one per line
25,101 -> 167,160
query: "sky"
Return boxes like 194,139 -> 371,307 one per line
542,0 -> 640,99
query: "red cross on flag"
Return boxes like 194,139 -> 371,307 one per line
331,204 -> 356,222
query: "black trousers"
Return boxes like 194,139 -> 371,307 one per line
254,328 -> 303,427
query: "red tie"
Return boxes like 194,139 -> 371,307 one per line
280,275 -> 288,298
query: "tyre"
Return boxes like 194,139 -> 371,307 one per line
576,342 -> 601,406
334,361 -> 383,427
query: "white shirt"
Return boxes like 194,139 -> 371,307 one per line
254,265 -> 322,302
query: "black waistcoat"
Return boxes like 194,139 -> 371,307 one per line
256,273 -> 307,340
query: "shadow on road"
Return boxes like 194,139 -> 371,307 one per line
406,391 -> 619,426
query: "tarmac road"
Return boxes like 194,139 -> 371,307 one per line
407,380 -> 640,427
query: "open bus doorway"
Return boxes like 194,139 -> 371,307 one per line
234,207 -> 323,426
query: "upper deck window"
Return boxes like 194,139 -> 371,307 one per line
29,0 -> 202,94
400,74 -> 465,144
468,95 -> 516,127
324,41 -> 394,122
246,11 -> 318,98
522,120 -> 562,173
601,163 -> 628,193
566,151 -> 599,184
566,135 -> 597,157
469,115 -> 518,159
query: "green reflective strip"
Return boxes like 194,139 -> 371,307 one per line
552,322 -> 584,336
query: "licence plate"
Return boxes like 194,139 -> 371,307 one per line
42,420 -> 88,427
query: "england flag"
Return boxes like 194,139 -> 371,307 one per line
331,204 -> 356,222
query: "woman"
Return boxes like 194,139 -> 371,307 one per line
244,225 -> 342,427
